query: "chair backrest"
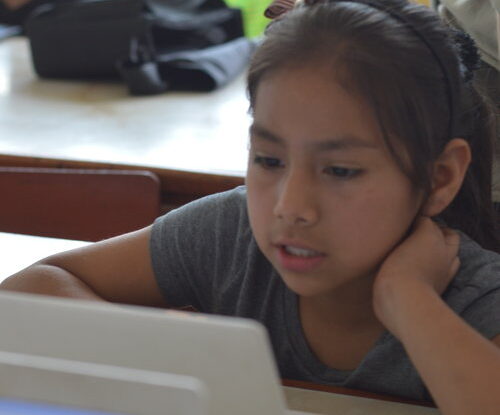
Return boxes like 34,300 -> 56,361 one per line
0,167 -> 161,241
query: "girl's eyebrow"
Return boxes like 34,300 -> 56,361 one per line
249,123 -> 379,151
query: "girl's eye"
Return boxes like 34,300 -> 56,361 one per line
253,155 -> 284,169
324,166 -> 361,179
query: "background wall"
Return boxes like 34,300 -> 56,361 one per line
225,0 -> 432,38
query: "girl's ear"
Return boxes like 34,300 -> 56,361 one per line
421,138 -> 471,217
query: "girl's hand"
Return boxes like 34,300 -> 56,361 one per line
372,216 -> 461,337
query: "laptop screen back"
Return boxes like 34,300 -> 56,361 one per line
0,349 -> 207,415
0,291 -> 287,415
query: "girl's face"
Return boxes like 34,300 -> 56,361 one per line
246,65 -> 424,299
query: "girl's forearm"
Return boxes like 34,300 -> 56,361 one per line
380,281 -> 500,415
0,264 -> 105,301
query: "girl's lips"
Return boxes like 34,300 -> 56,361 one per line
276,245 -> 326,273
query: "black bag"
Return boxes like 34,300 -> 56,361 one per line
25,0 -> 254,94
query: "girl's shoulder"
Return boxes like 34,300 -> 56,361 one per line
453,232 -> 500,292
152,185 -> 251,258
155,185 -> 248,229
168,185 -> 247,213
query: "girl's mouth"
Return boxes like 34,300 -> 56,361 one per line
277,244 -> 326,273
283,245 -> 321,257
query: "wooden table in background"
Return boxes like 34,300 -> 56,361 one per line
0,37 -> 248,209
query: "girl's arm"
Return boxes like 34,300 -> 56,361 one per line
0,226 -> 168,308
373,217 -> 500,415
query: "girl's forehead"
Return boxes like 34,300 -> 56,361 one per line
256,64 -> 372,114
253,65 -> 384,147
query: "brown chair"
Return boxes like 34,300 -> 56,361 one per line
0,167 -> 161,241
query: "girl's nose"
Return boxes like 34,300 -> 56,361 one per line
273,170 -> 319,226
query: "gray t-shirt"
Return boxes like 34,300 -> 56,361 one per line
150,186 -> 500,402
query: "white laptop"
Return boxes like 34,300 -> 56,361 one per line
0,350 -> 208,415
0,291 -> 311,415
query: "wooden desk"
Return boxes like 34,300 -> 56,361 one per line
283,386 -> 437,414
0,37 -> 247,207
283,380 -> 437,414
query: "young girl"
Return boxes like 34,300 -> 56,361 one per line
2,0 -> 500,413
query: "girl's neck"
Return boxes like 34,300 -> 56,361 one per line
298,276 -> 386,371
299,274 -> 380,330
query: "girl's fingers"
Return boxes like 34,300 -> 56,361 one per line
415,216 -> 460,272
439,226 -> 460,283
440,226 -> 460,257
417,216 -> 459,247
441,224 -> 458,239
448,256 -> 461,280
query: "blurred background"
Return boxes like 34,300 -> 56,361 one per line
225,0 -> 431,38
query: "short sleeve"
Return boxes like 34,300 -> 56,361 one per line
451,235 -> 500,340
149,186 -> 249,311
461,287 -> 500,339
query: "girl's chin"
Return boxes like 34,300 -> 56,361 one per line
277,265 -> 379,300
278,270 -> 336,298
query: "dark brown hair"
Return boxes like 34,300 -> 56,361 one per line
247,0 -> 499,252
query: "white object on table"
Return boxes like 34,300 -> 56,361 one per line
0,38 -> 250,177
